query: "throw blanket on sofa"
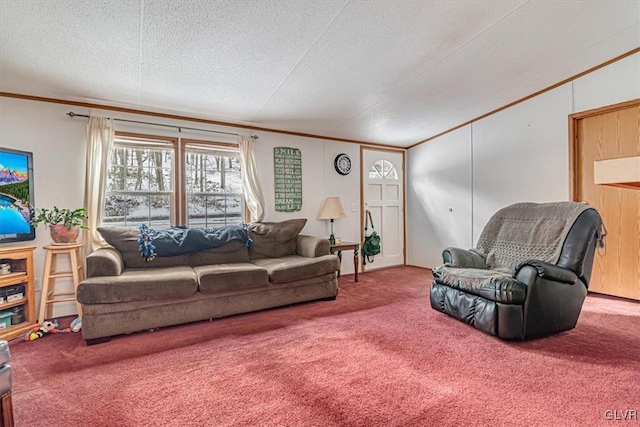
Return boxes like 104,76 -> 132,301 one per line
433,202 -> 593,289
138,224 -> 251,261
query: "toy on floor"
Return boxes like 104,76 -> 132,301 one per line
22,319 -> 71,341
70,316 -> 82,332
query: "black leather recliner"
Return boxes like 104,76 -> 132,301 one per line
430,204 -> 603,340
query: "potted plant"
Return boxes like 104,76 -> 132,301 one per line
31,207 -> 89,244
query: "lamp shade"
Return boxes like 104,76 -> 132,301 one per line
318,197 -> 347,220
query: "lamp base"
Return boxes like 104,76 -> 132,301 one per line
329,219 -> 336,245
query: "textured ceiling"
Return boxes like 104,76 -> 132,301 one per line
1,0 -> 639,147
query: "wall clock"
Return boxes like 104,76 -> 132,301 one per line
334,153 -> 352,175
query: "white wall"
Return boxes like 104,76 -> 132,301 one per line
0,97 -> 362,318
407,126 -> 472,268
573,51 -> 640,112
253,135 -> 361,249
407,51 -> 640,268
0,98 -> 87,318
472,83 -> 572,243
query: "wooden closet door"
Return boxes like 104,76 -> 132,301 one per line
575,102 -> 640,300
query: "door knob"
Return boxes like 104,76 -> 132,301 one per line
580,200 -> 589,205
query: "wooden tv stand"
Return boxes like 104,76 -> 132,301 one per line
0,246 -> 37,340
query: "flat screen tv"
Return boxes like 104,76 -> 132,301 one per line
0,147 -> 35,243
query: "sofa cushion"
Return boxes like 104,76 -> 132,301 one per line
251,255 -> 340,284
434,274 -> 526,304
194,263 -> 269,294
247,219 -> 307,259
189,241 -> 250,266
77,266 -> 198,304
98,227 -> 189,269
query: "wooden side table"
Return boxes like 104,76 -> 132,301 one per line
38,243 -> 84,323
329,242 -> 359,282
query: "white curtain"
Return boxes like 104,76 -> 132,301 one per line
82,116 -> 115,257
238,135 -> 265,222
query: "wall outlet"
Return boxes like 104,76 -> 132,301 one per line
34,278 -> 41,290
351,203 -> 359,212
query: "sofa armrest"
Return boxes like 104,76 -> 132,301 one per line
515,260 -> 577,285
296,235 -> 330,258
86,248 -> 124,278
442,247 -> 485,269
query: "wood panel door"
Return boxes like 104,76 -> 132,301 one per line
573,100 -> 640,300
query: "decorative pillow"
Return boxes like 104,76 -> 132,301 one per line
247,219 -> 307,259
97,227 -> 139,253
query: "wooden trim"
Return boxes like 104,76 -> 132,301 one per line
1,390 -> 14,427
569,98 -> 640,201
178,140 -> 186,224
111,132 -> 249,225
360,147 -> 407,271
569,97 -> 640,120
359,264 -> 407,273
402,150 -> 407,266
114,131 -> 178,143
181,138 -> 243,225
405,264 -> 433,272
2,47 -> 638,151
409,47 -> 640,150
182,139 -> 239,149
586,291 -> 640,303
358,146 -> 406,153
568,114 -> 578,201
0,91 -> 402,149
594,156 -> 640,188
359,145 -> 365,273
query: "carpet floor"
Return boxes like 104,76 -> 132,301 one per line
8,266 -> 640,426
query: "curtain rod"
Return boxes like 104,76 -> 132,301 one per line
67,112 -> 258,139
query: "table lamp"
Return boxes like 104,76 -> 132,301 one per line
318,197 -> 347,245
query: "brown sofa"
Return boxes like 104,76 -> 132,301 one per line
77,220 -> 340,344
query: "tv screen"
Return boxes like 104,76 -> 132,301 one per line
0,147 -> 35,243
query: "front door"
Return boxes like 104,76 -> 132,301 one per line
574,100 -> 640,300
362,149 -> 405,270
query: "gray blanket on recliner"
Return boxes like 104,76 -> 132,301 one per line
433,202 -> 592,289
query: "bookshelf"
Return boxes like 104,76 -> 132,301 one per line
0,246 -> 37,340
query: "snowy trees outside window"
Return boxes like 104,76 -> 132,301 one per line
102,136 -> 244,228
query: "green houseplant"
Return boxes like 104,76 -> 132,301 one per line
31,207 -> 89,244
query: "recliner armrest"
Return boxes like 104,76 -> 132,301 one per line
86,248 -> 124,277
296,235 -> 330,258
442,247 -> 485,269
515,260 -> 577,285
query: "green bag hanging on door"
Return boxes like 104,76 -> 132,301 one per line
362,210 -> 381,265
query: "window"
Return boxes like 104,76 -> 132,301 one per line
184,143 -> 243,227
104,135 -> 175,227
102,134 -> 244,228
369,159 -> 398,180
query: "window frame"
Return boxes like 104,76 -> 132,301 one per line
369,159 -> 399,180
180,138 -> 245,227
104,132 -> 179,227
103,132 -> 246,228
